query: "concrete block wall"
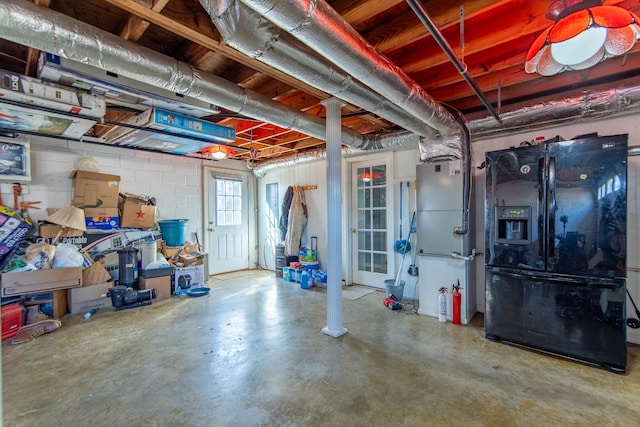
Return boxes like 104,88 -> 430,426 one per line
0,135 -> 205,244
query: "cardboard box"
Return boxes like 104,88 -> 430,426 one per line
107,107 -> 235,147
120,201 -> 157,228
0,100 -> 96,139
24,289 -> 67,318
84,207 -> 119,230
0,68 -> 106,118
82,262 -> 112,286
120,192 -> 152,205
71,170 -> 121,209
40,224 -> 84,239
174,264 -> 205,295
38,53 -> 218,118
68,297 -> 112,314
178,253 -> 201,266
67,280 -> 113,313
138,275 -> 172,300
1,266 -> 82,297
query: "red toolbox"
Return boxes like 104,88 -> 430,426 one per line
1,303 -> 24,340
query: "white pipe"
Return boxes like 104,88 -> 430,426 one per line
451,249 -> 476,262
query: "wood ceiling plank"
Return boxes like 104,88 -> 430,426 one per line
182,43 -> 235,75
441,51 -> 640,112
333,0 -> 405,26
119,14 -> 150,40
365,0 -> 511,53
103,0 -> 330,100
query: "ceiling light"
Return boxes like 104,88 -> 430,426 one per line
202,145 -> 235,160
525,1 -> 640,76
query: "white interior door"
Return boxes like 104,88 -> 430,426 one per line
351,160 -> 392,288
207,173 -> 249,274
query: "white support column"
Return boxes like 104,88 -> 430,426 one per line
321,97 -> 348,338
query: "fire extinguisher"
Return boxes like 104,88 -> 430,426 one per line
438,287 -> 447,322
452,280 -> 461,325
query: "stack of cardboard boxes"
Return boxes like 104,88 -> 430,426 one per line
70,170 -> 121,229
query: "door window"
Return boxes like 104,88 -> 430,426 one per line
356,165 -> 387,274
216,178 -> 242,226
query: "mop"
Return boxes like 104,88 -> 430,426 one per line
394,182 -> 411,254
407,212 -> 419,276
394,212 -> 415,286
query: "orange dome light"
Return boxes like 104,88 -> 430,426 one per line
202,144 -> 235,160
525,0 -> 640,76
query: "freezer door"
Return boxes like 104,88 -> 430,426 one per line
485,145 -> 545,270
485,267 -> 626,372
547,134 -> 627,278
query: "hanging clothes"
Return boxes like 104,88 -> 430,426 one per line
279,186 -> 294,242
285,186 -> 308,256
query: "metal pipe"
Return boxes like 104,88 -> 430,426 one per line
405,0 -> 503,125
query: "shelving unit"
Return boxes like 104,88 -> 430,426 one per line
275,244 -> 286,278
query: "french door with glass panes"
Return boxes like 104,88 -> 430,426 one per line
351,161 -> 391,287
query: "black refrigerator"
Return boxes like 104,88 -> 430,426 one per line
484,133 -> 628,373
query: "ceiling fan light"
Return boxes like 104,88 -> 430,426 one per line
549,9 -> 591,42
526,3 -> 640,75
550,26 -> 607,65
604,26 -> 638,56
526,27 -> 553,62
568,46 -> 605,70
526,45 -> 565,76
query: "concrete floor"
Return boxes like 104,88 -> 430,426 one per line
3,269 -> 640,426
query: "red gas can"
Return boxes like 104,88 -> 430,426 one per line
2,303 -> 24,340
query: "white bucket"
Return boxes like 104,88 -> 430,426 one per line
141,240 -> 157,269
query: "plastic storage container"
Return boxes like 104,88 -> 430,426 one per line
158,219 -> 189,246
300,271 -> 314,289
1,303 -> 24,340
384,279 -> 405,301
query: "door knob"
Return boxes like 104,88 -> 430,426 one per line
208,228 -> 215,232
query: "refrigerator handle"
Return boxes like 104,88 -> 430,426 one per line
538,157 -> 545,258
548,156 -> 556,258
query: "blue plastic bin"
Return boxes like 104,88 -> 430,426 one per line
158,219 -> 189,247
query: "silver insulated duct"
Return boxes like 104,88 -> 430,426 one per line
255,85 -> 640,176
201,0 -> 457,140
231,0 -> 463,139
0,0 -> 426,151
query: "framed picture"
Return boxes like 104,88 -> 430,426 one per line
0,137 -> 31,181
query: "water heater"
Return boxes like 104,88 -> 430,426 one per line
415,160 -> 476,324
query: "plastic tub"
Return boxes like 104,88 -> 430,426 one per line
158,219 -> 189,247
384,279 -> 405,301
